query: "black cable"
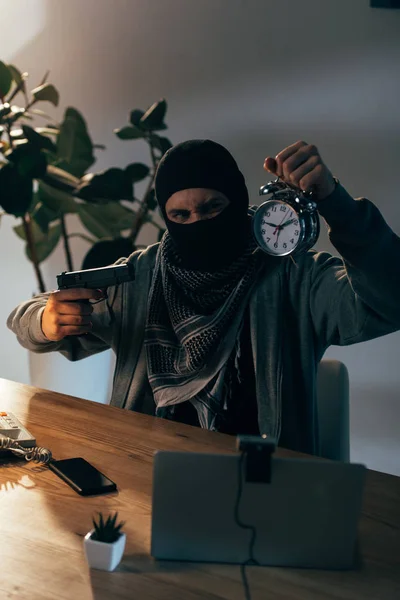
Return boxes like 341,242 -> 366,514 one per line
234,452 -> 259,600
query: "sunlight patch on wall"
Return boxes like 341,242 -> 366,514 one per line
0,0 -> 46,61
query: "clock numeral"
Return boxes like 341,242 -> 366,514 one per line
294,219 -> 299,226
274,242 -> 278,248
271,206 -> 277,212
262,229 -> 266,234
280,206 -> 286,212
266,211 -> 271,217
266,237 -> 270,242
290,239 -> 294,244
283,243 -> 287,249
294,230 -> 299,236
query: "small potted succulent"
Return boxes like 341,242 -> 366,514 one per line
84,512 -> 126,571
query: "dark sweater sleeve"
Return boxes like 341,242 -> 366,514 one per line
294,182 -> 400,350
6,253 -> 137,361
6,289 -> 117,361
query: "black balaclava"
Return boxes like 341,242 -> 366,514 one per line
155,139 -> 250,271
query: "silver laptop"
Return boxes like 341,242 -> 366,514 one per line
151,451 -> 366,569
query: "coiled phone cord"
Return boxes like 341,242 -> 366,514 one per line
0,435 -> 52,464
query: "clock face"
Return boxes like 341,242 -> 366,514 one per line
254,200 -> 302,256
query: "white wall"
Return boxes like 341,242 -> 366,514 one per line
1,0 -> 399,473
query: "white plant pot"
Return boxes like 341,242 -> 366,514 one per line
84,530 -> 126,571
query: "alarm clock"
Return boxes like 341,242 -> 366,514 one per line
250,179 -> 320,257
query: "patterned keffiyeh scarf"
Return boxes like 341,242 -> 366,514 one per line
145,231 -> 263,429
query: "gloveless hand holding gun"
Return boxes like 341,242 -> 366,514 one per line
41,263 -> 135,342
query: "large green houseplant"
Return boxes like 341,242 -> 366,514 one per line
0,60 -> 170,292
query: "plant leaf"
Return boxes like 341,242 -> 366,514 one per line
14,218 -> 62,263
129,109 -> 144,127
114,125 -> 143,140
89,511 -> 124,543
44,164 -> 80,191
7,64 -> 24,87
75,168 -> 133,202
11,126 -> 59,140
0,62 -> 12,98
81,237 -> 135,269
14,218 -> 40,241
78,202 -> 136,239
27,107 -> 58,122
109,512 -> 118,529
25,222 -> 61,263
56,107 -> 95,177
36,126 -> 60,136
22,125 -> 57,153
0,162 -> 33,216
3,105 -> 26,126
150,134 -> 172,156
0,102 -> 11,119
32,200 -> 60,233
125,162 -> 150,183
31,83 -> 59,106
140,99 -> 167,131
146,188 -> 157,211
38,182 -> 78,214
6,142 -> 47,179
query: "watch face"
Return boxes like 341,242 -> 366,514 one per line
254,200 -> 302,256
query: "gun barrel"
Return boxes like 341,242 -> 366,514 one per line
57,263 -> 135,290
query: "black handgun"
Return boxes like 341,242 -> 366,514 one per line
57,263 -> 135,290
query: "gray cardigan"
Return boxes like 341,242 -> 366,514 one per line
8,183 -> 400,455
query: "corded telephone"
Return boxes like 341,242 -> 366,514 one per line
0,412 -> 52,464
0,412 -> 117,495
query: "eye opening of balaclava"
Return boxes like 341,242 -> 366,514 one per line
155,139 -> 250,271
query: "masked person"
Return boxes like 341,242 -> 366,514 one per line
7,140 -> 400,455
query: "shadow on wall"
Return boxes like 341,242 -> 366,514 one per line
349,385 -> 400,477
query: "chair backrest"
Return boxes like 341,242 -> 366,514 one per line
316,359 -> 350,462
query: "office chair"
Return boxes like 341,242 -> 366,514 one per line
316,359 -> 350,462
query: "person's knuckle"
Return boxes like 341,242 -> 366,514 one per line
50,313 -> 59,327
47,294 -> 57,308
47,304 -> 57,316
53,324 -> 63,338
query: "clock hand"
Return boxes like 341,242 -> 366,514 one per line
280,218 -> 296,228
273,211 -> 288,236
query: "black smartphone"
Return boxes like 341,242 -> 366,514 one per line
48,457 -> 117,496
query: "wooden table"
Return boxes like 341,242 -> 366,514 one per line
0,378 -> 399,600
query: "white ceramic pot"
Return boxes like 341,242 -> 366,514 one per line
83,530 -> 126,571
